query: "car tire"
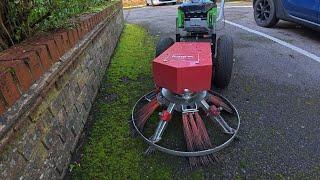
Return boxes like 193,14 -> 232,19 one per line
254,0 -> 279,27
213,35 -> 234,89
155,37 -> 174,57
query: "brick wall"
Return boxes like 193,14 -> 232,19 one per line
0,2 -> 124,179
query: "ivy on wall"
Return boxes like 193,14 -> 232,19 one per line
0,0 -> 111,51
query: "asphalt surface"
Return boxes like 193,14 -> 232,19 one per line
124,3 -> 320,178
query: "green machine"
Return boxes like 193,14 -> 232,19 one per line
176,0 -> 229,58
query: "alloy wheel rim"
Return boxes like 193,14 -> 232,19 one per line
256,0 -> 271,22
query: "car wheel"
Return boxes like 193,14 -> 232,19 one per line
155,37 -> 174,57
254,0 -> 279,27
146,1 -> 149,6
212,35 -> 234,89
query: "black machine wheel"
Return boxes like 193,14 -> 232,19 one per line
213,35 -> 234,89
155,37 -> 174,57
175,18 -> 181,42
176,34 -> 181,42
254,0 -> 279,27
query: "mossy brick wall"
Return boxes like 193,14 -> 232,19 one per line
0,2 -> 124,179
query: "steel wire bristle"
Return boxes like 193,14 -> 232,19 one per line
183,112 -> 215,167
182,113 -> 198,166
136,98 -> 160,130
209,95 -> 233,114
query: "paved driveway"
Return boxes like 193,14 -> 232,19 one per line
124,3 -> 320,178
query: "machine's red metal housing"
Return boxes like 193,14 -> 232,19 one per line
153,42 -> 212,94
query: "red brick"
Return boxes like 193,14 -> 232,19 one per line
82,22 -> 88,34
34,45 -> 53,71
15,67 -> 33,91
87,20 -> 92,31
30,38 -> 61,62
4,62 -> 33,92
72,29 -> 79,43
0,51 -> 35,92
95,13 -> 99,22
19,51 -> 44,80
67,30 -> 76,47
79,23 -> 84,35
81,22 -> 88,34
90,17 -> 95,27
0,70 -> 21,106
89,19 -> 94,30
46,40 -> 61,62
95,16 -> 99,25
77,27 -> 83,39
0,96 -> 5,115
96,15 -> 100,23
91,16 -> 96,26
96,14 -> 100,22
19,44 -> 53,71
96,14 -> 99,21
52,34 -> 66,56
84,19 -> 91,31
2,50 -> 43,79
92,17 -> 96,26
87,21 -> 91,31
60,31 -> 71,50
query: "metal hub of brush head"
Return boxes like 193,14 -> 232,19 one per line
131,89 -> 241,157
158,88 -> 207,112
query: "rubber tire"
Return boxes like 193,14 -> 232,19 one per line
175,18 -> 181,42
176,34 -> 181,42
155,37 -> 174,57
213,35 -> 234,89
254,0 -> 279,27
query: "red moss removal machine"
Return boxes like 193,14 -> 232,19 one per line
132,0 -> 240,167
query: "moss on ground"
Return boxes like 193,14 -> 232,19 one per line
70,24 -> 170,179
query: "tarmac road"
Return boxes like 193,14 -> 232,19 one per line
124,3 -> 320,178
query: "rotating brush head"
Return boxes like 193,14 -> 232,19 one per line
133,89 -> 237,168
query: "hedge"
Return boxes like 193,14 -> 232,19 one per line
0,0 -> 112,51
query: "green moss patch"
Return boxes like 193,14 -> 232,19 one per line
70,24 -> 210,179
70,24 -> 169,179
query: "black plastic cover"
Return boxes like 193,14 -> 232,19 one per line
178,0 -> 216,14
